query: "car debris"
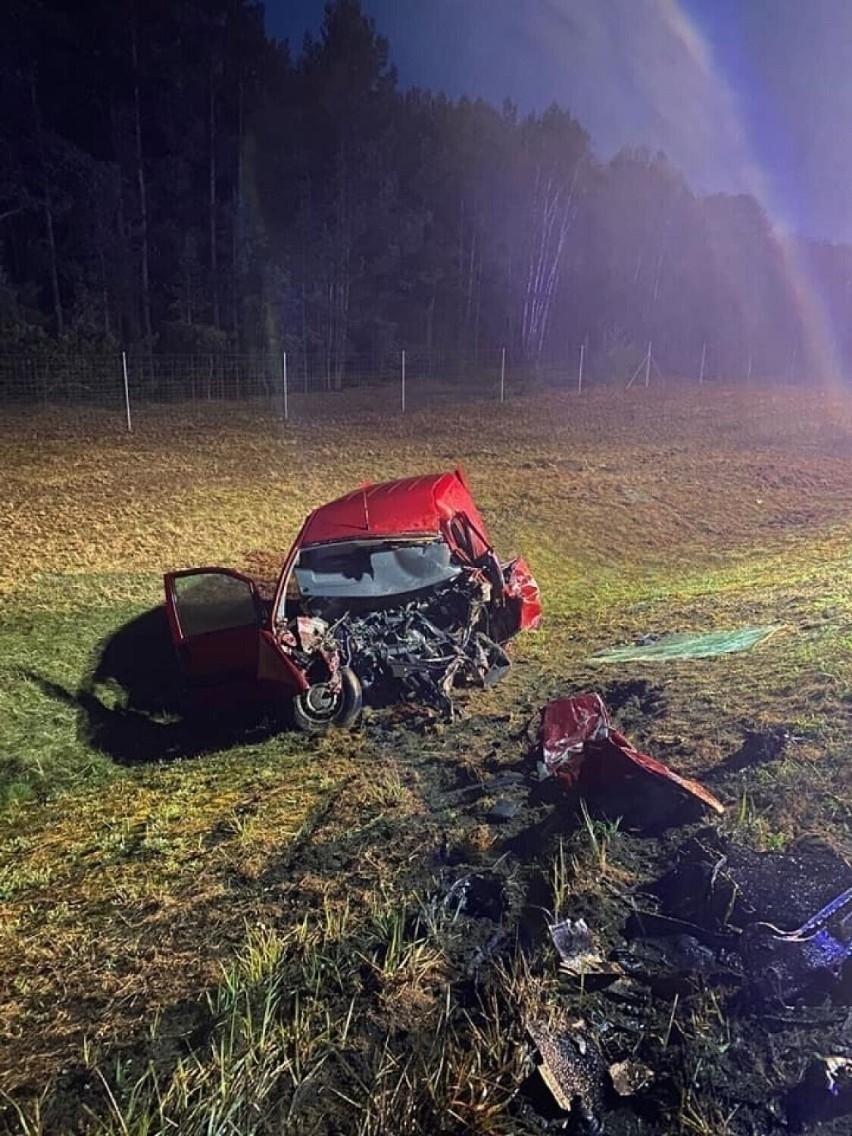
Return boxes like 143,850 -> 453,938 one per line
486,798 -> 521,823
653,836 -> 852,940
740,886 -> 852,1002
651,835 -> 852,1004
787,1055 -> 852,1131
443,771 -> 526,802
586,625 -> 781,663
608,1059 -> 654,1097
548,917 -> 607,976
526,1019 -> 605,1131
539,692 -> 724,817
611,933 -> 728,997
164,470 -> 540,731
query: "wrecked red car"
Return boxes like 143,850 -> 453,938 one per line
164,470 -> 541,732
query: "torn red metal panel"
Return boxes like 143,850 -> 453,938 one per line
502,556 -> 542,631
540,693 -> 724,815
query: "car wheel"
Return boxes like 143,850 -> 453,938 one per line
292,666 -> 362,734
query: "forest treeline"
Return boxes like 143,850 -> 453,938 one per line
2,0 -> 850,382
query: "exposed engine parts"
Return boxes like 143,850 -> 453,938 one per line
336,575 -> 511,714
281,572 -> 511,716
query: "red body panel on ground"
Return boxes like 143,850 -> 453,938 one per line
541,692 -> 724,815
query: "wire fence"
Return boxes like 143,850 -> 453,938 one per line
0,341 -> 792,431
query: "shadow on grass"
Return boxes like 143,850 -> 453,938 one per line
30,605 -> 283,765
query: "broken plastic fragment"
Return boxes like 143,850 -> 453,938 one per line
548,917 -> 606,975
826,1057 -> 852,1096
527,1019 -> 604,1122
486,798 -> 520,823
540,693 -> 724,815
608,1059 -> 655,1097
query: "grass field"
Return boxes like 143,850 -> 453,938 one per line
1,384 -> 851,1134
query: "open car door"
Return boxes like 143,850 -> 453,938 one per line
164,568 -> 261,684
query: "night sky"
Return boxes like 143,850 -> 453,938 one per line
265,0 -> 852,244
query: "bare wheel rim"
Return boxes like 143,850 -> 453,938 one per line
298,683 -> 340,721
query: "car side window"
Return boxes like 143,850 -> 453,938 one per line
173,573 -> 258,637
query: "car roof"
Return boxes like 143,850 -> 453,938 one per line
298,469 -> 489,547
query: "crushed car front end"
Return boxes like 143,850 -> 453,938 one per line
270,471 -> 541,718
273,536 -> 510,714
164,470 -> 540,731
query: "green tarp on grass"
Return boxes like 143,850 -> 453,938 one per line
587,625 -> 782,664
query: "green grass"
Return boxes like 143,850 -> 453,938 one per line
2,386 -> 852,1134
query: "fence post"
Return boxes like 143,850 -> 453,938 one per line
401,349 -> 406,413
746,351 -> 753,383
500,346 -> 506,403
282,351 -> 289,421
578,342 -> 585,393
699,341 -> 706,385
645,341 -> 652,388
35,357 -> 46,407
121,351 -> 133,433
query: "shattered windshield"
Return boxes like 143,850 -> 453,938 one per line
285,539 -> 461,609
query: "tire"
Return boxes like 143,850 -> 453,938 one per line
292,666 -> 362,734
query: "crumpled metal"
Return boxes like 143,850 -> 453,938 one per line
337,574 -> 509,714
540,692 -> 724,815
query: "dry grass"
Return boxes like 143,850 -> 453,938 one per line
1,383 -> 852,1133
6,385 -> 852,600
0,738 -> 360,1091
